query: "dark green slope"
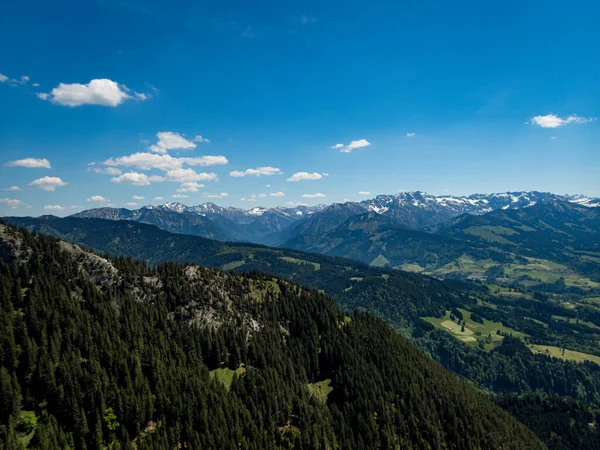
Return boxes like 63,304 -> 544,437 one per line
435,200 -> 600,279
0,223 -> 545,449
282,212 -> 503,269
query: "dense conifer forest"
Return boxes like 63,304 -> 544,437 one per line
0,223 -> 545,449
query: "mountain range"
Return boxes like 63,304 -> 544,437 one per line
72,191 -> 600,246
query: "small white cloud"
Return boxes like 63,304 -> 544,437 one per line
2,186 -> 21,191
172,194 -> 189,199
286,201 -> 309,206
258,193 -> 267,197
39,78 -> 145,107
5,158 -> 51,168
529,114 -> 596,128
550,136 -> 557,140
29,176 -> 67,191
132,195 -> 145,200
177,181 -> 204,192
164,169 -> 217,183
406,132 -> 416,138
32,83 -> 40,87
287,172 -> 325,182
358,191 -> 371,195
204,192 -> 228,199
0,198 -> 21,208
111,172 -> 153,186
230,166 -> 282,177
125,202 -> 139,207
332,139 -> 371,153
270,192 -> 285,197
149,131 -> 196,154
44,205 -> 68,212
87,195 -> 108,202
134,92 -> 149,101
240,197 -> 257,202
154,196 -> 164,201
193,135 -> 210,143
302,193 -> 326,198
0,73 -> 8,83
266,184 -> 271,188
36,93 -> 50,100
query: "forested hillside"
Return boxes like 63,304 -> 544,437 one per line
0,223 -> 544,449
7,216 -> 600,449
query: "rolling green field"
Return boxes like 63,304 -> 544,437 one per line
530,345 -> 600,365
404,253 -> 600,291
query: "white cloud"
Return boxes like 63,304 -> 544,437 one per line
44,205 -> 68,212
204,192 -> 228,199
3,186 -> 21,191
172,194 -> 189,199
32,83 -> 40,87
164,169 -> 217,183
132,195 -> 145,200
0,198 -> 21,208
134,92 -> 148,101
266,184 -> 271,188
149,131 -> 197,154
5,158 -> 51,168
406,132 -> 415,138
93,167 -> 122,175
125,202 -> 139,207
87,195 -> 108,202
258,193 -> 267,198
154,196 -> 164,201
287,172 -> 325,182
103,152 -> 227,171
0,73 -> 8,83
332,139 -> 371,153
230,166 -> 282,177
270,192 -> 285,197
240,197 -> 257,202
193,135 -> 210,143
177,181 -> 204,192
358,191 -> 371,195
286,201 -> 308,206
39,78 -> 146,107
36,93 -> 49,100
29,176 -> 67,191
529,114 -> 596,128
302,193 -> 326,198
111,172 -> 153,186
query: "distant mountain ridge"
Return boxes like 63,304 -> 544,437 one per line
72,191 -> 600,245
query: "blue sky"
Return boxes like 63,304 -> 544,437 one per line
1,0 -> 599,215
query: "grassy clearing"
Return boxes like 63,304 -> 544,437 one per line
17,410 -> 37,447
423,308 -> 527,350
530,345 -> 600,366
463,226 -> 517,245
279,256 -> 321,271
210,365 -> 246,391
221,260 -> 246,271
370,254 -> 390,267
308,379 -> 333,404
400,263 -> 425,273
552,315 -> 599,329
349,277 -> 363,282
